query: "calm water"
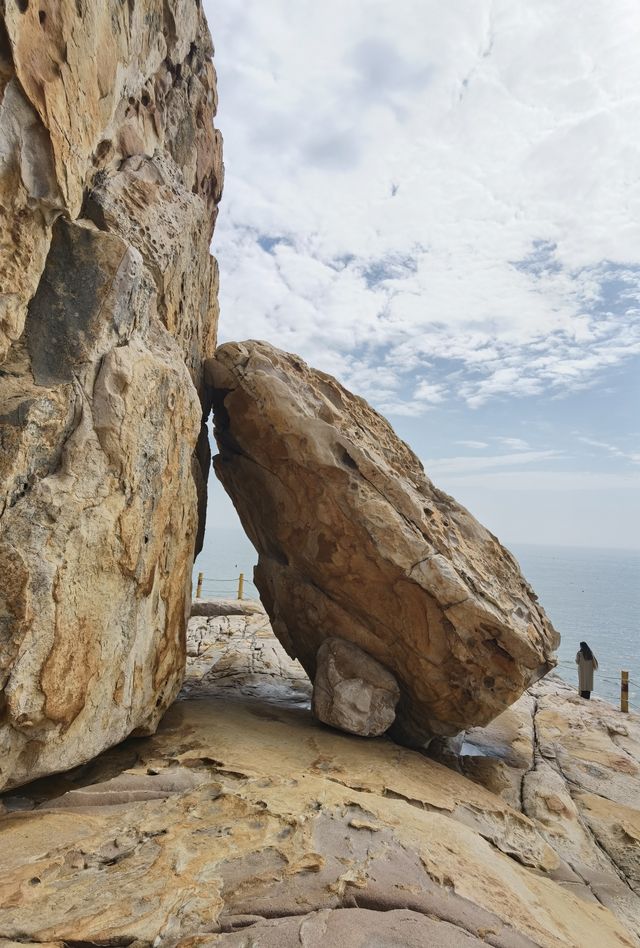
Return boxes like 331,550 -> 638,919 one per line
512,543 -> 640,709
195,527 -> 261,601
195,531 -> 640,709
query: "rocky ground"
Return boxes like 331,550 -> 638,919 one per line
1,602 -> 638,948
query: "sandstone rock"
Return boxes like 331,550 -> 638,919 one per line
191,598 -> 267,618
312,637 -> 400,736
207,341 -> 559,744
182,603 -> 310,710
178,907 -> 489,947
435,675 -> 640,939
45,769 -> 205,809
0,1 -> 222,790
0,610 -> 635,948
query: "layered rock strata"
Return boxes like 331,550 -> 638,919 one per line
0,1 -> 222,790
0,604 -> 635,947
207,341 -> 559,743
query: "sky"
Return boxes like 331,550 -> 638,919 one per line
202,0 -> 640,550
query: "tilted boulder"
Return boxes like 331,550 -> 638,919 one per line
208,341 -> 559,744
0,1 -> 222,789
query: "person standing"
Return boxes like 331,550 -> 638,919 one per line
576,641 -> 598,699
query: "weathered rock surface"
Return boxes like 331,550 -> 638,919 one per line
0,1 -> 222,790
179,907 -> 498,946
312,636 -> 400,736
433,677 -> 640,939
191,597 -> 267,618
0,604 -> 636,948
207,341 -> 559,744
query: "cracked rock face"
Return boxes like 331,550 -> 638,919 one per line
0,606 -> 635,948
0,1 -> 222,790
207,341 -> 559,744
312,637 -> 400,737
433,677 -> 640,940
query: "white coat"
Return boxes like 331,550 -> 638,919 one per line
576,651 -> 598,692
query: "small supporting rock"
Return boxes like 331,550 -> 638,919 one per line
312,638 -> 400,737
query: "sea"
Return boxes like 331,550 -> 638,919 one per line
194,529 -> 640,711
512,543 -> 640,710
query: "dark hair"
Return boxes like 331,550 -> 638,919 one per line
580,641 -> 594,661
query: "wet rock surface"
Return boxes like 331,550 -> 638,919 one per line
207,340 -> 559,744
0,603 -> 636,948
0,1 -> 222,789
312,636 -> 400,736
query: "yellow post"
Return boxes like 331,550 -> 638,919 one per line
621,670 -> 629,713
237,572 -> 244,600
196,572 -> 203,599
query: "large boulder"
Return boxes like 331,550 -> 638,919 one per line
207,341 -> 559,743
0,1 -> 222,790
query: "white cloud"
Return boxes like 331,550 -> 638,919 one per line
205,0 -> 640,413
413,379 -> 446,404
456,440 -> 489,450
424,450 -> 561,475
440,470 -> 640,491
497,437 -> 530,451
577,436 -> 640,465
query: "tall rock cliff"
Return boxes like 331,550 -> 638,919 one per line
0,0 -> 222,790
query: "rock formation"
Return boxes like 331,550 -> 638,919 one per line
207,341 -> 559,744
1,604 -> 636,947
0,1 -> 222,790
433,678 -> 640,939
312,637 -> 400,737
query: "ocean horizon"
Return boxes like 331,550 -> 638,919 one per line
195,528 -> 640,712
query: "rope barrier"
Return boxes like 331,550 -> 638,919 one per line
556,661 -> 636,678
558,673 -> 634,684
557,662 -> 628,672
199,575 -> 257,581
547,658 -> 640,714
201,578 -> 243,583
194,570 -> 264,602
